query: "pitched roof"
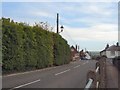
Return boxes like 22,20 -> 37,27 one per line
100,46 -> 108,53
71,46 -> 78,52
106,45 -> 120,51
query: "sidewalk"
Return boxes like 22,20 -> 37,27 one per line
106,60 -> 119,88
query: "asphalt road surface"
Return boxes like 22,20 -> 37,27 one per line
106,59 -> 119,88
2,60 -> 97,89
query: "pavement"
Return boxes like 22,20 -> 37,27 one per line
106,59 -> 119,89
2,60 -> 97,89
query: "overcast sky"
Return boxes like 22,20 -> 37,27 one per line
2,1 -> 119,51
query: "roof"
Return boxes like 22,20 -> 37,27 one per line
100,49 -> 106,53
100,46 -> 108,53
106,45 -> 120,51
71,46 -> 78,52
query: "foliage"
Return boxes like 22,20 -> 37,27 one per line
53,33 -> 71,65
2,18 -> 71,73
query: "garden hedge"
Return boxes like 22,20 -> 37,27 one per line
2,18 -> 71,73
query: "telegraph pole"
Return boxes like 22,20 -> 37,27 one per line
57,13 -> 59,33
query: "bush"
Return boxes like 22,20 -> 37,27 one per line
2,18 -> 71,73
53,33 -> 71,65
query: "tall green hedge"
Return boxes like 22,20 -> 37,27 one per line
53,33 -> 71,65
2,18 -> 71,73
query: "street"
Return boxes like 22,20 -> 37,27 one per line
106,59 -> 119,88
2,60 -> 97,89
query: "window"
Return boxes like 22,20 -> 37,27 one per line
118,51 -> 120,56
111,51 -> 115,56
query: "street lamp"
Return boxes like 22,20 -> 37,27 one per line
59,25 -> 64,33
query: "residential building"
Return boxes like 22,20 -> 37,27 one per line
100,42 -> 120,59
71,46 -> 80,61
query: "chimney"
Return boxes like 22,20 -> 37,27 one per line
106,44 -> 109,49
78,46 -> 79,51
76,45 -> 77,51
116,42 -> 119,46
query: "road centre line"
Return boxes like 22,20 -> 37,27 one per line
83,63 -> 86,65
73,65 -> 80,68
10,79 -> 40,90
83,61 -> 88,65
55,69 -> 70,76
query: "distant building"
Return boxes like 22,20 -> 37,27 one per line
71,46 -> 80,61
100,42 -> 120,59
85,51 -> 91,60
79,49 -> 86,60
100,44 -> 109,56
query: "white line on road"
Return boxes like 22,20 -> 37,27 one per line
10,79 -> 40,90
83,61 -> 88,65
83,63 -> 86,65
55,69 -> 70,76
74,65 -> 80,68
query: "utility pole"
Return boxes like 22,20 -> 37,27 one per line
76,45 -> 77,51
57,13 -> 59,33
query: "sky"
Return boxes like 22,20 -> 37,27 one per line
1,1 -> 119,51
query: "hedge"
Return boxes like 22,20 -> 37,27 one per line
2,18 -> 71,73
53,33 -> 71,65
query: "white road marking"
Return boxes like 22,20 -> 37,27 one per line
83,63 -> 86,65
74,65 -> 80,68
10,79 -> 40,90
55,69 -> 70,76
83,61 -> 88,65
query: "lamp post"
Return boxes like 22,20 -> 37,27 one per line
57,13 -> 59,33
59,25 -> 64,33
56,13 -> 64,34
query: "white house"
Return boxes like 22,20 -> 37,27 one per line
100,44 -> 109,56
85,52 -> 91,59
100,42 -> 120,59
100,49 -> 106,56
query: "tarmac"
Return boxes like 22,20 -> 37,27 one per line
106,59 -> 119,89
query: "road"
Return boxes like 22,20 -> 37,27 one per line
106,59 -> 119,88
2,60 -> 97,89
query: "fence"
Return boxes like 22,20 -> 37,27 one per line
84,57 -> 106,89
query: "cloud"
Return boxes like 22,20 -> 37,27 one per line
59,2 -> 117,28
29,11 -> 54,18
2,0 -> 119,2
60,23 -> 118,43
2,2 -> 118,51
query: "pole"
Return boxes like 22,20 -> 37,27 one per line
57,13 -> 59,33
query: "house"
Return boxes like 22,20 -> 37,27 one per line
79,49 -> 86,60
100,42 -> 120,59
85,51 -> 91,60
79,50 -> 91,60
71,45 -> 80,61
100,44 -> 109,56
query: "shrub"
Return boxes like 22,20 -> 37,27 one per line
2,18 -> 71,73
